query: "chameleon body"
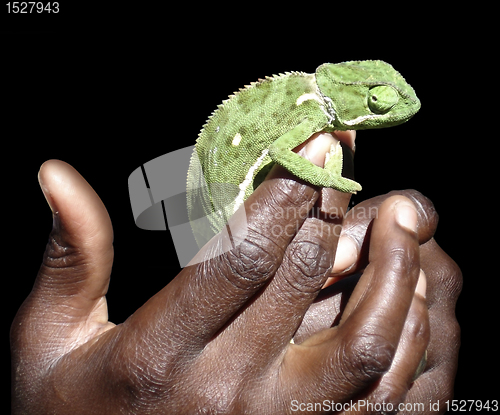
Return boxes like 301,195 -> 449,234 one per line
187,60 -> 420,246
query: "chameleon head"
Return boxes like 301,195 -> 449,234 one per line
316,60 -> 421,130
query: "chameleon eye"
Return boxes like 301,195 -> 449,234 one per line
367,86 -> 399,114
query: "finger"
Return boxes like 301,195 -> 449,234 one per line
122,138 -> 327,354
245,131 -> 353,346
421,240 -> 462,378
334,129 -> 356,151
283,195 -> 421,402
326,189 -> 438,285
405,239 -> 461,406
211,133 -> 352,361
12,160 -> 114,356
360,270 -> 429,413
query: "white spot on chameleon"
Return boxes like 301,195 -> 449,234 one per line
296,92 -> 323,106
299,86 -> 336,125
232,133 -> 242,146
233,148 -> 269,213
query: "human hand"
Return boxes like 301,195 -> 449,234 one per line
295,189 -> 462,414
11,132 -> 457,414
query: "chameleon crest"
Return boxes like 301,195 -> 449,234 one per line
187,60 -> 420,246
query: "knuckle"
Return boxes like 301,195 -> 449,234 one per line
342,331 -> 396,386
423,239 -> 463,302
44,232 -> 79,267
441,256 -> 463,298
38,232 -> 88,286
107,333 -> 170,409
283,240 -> 332,291
271,178 -> 316,208
224,234 -> 280,288
218,180 -> 317,290
421,237 -> 463,355
406,307 -> 430,345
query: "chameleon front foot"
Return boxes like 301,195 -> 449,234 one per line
322,141 -> 362,193
269,140 -> 361,194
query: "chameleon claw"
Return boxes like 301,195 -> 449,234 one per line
323,141 -> 361,194
324,142 -> 343,176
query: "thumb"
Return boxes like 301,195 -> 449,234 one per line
15,160 -> 114,357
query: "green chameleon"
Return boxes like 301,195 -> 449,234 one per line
187,60 -> 420,246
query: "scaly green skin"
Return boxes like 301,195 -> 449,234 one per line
187,60 -> 420,246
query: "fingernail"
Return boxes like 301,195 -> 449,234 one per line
395,200 -> 418,233
415,269 -> 427,298
299,133 -> 338,167
332,130 -> 356,151
332,236 -> 358,273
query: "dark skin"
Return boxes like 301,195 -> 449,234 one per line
11,132 -> 461,414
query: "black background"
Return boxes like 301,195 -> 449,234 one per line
3,4 -> 495,413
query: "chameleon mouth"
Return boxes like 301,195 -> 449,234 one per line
343,102 -> 420,128
343,113 -> 381,126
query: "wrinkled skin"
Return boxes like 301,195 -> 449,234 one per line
11,132 -> 461,414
